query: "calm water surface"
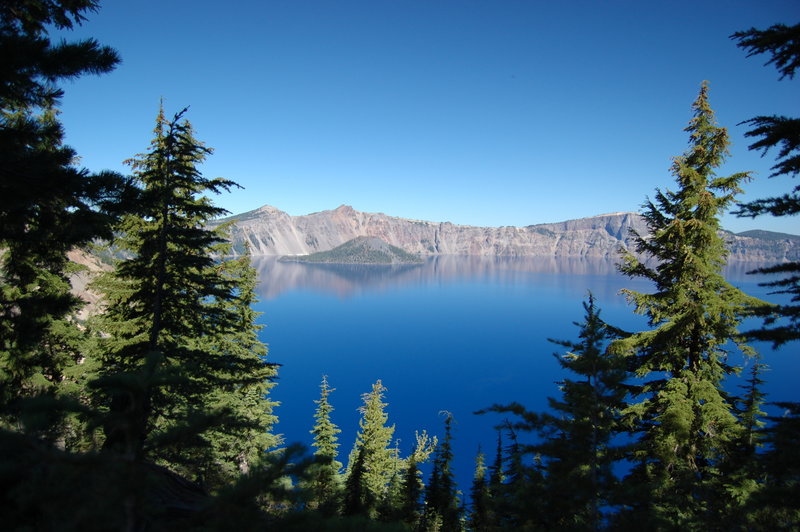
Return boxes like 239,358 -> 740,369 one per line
252,256 -> 796,488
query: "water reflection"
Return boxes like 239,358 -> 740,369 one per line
251,255 -> 774,300
251,256 -> 630,299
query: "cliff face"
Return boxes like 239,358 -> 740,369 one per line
220,204 -> 800,261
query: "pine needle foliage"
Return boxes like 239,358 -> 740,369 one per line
731,22 -> 800,348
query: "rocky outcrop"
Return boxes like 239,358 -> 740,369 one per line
219,204 -> 800,262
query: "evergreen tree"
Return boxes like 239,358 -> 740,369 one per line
308,375 -> 342,514
468,447 -> 490,532
0,0 -> 124,432
343,445 -> 369,517
0,3 -> 131,528
345,380 -> 396,518
191,244 -> 280,490
731,22 -> 800,347
748,402 -> 800,528
715,360 -> 769,528
393,430 -> 436,528
537,295 -> 626,530
424,412 -> 461,531
90,105 -> 277,524
478,296 -> 625,530
399,455 -> 423,528
610,82 -> 760,528
730,24 -> 800,527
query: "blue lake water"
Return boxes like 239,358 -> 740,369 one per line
252,256 -> 796,490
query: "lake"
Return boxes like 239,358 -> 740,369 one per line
252,255 -> 796,490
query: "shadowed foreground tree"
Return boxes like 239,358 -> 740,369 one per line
423,411 -> 462,531
90,105 -> 278,525
610,82 -> 760,528
0,0 -> 125,431
731,23 -> 800,527
731,22 -> 800,347
479,295 -> 625,530
0,2 -> 133,528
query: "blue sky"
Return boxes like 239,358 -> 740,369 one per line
57,1 -> 799,233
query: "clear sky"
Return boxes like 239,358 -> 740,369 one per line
56,1 -> 799,234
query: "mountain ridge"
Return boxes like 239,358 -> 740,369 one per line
217,204 -> 799,262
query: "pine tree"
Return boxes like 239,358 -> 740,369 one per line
748,402 -> 800,527
715,360 -> 768,528
89,105 -> 277,525
0,0 -> 124,433
191,243 -> 280,490
424,412 -> 461,531
399,455 -> 423,527
730,24 -> 800,527
478,296 -> 625,529
345,380 -> 396,517
308,375 -> 343,514
343,445 -> 369,517
468,447 -> 490,532
731,23 -> 800,348
537,294 -> 626,530
610,82 -> 760,528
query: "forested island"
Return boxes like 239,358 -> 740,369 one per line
1,2 -> 798,530
280,236 -> 423,264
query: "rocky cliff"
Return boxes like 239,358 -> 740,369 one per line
219,204 -> 800,262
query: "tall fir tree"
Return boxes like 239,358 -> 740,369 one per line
610,82 -> 761,528
468,447 -> 490,532
308,374 -> 343,514
748,402 -> 800,527
345,380 -> 396,518
90,105 -> 277,524
424,412 -> 461,532
0,3 -> 131,528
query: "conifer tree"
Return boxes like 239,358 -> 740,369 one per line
89,106 -> 278,524
190,244 -> 280,489
0,0 -> 124,433
308,375 -> 342,514
748,402 -> 800,527
730,25 -> 800,526
345,380 -> 396,518
715,360 -> 769,528
731,23 -> 800,347
538,295 -> 626,529
399,455 -> 423,527
424,412 -> 461,531
611,82 -> 760,528
479,296 -> 625,529
343,445 -> 369,517
468,447 -> 490,532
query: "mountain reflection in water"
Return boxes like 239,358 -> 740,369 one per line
252,255 -> 641,300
